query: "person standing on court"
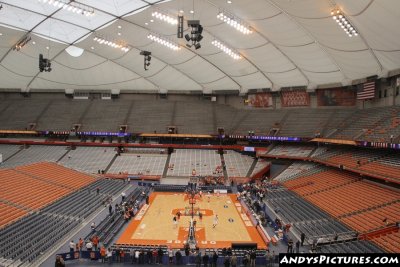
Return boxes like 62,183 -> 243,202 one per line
212,214 -> 219,228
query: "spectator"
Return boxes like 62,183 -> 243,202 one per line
86,241 -> 93,252
175,250 -> 182,265
55,255 -> 65,267
120,249 -> 125,263
92,235 -> 99,251
230,254 -> 237,267
295,240 -> 300,253
250,250 -> 256,267
106,248 -> 112,263
135,249 -> 140,263
121,192 -> 126,203
195,252 -> 202,267
212,251 -> 218,267
78,238 -> 84,252
90,222 -> 96,233
108,203 -> 113,216
100,246 -> 106,263
287,239 -> 294,253
203,252 -> 209,267
129,248 -> 135,263
151,247 -> 157,264
69,240 -> 75,253
115,246 -> 121,263
168,247 -> 174,264
300,232 -> 305,246
147,249 -> 153,264
223,255 -> 230,267
158,246 -> 164,264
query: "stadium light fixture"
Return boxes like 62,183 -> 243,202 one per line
38,0 -> 95,16
331,9 -> 358,37
147,33 -> 180,51
93,36 -> 129,52
151,11 -> 178,25
217,11 -> 252,34
211,39 -> 241,60
13,35 -> 31,51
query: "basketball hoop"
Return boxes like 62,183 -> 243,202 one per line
189,198 -> 196,205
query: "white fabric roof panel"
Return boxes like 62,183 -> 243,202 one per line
279,43 -> 339,73
0,0 -> 398,92
254,14 -> 314,47
147,65 -> 202,91
325,48 -> 381,80
232,72 -> 272,89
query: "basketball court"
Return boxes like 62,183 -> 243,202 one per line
116,192 -> 267,249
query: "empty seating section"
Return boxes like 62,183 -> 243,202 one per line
361,106 -> 400,142
265,189 -> 352,240
273,162 -> 323,183
332,107 -> 396,141
359,153 -> 400,180
174,102 -> 214,134
371,232 -> 400,253
231,110 -> 284,135
304,181 -> 400,217
167,149 -> 221,176
215,105 -> 239,134
0,97 -> 398,142
279,109 -> 335,137
37,100 -> 91,131
126,100 -> 174,133
0,145 -> 22,162
0,202 -> 27,229
80,101 -> 131,131
108,153 -> 167,175
280,164 -> 400,252
284,170 -> 357,196
0,169 -> 71,210
267,145 -> 315,157
341,202 -> 400,233
59,146 -> 116,173
315,147 -> 385,168
224,151 -> 254,177
0,179 -> 127,265
319,240 -> 383,253
322,109 -> 356,137
15,162 -> 96,189
0,163 -> 96,211
0,145 -> 67,169
0,99 -> 50,130
250,159 -> 270,176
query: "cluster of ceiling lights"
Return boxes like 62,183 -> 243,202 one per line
147,34 -> 180,51
217,12 -> 252,34
151,11 -> 178,25
38,0 -> 95,16
331,9 -> 358,37
93,37 -> 129,52
211,40 -> 241,60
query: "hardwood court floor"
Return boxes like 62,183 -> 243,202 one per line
116,192 -> 267,249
